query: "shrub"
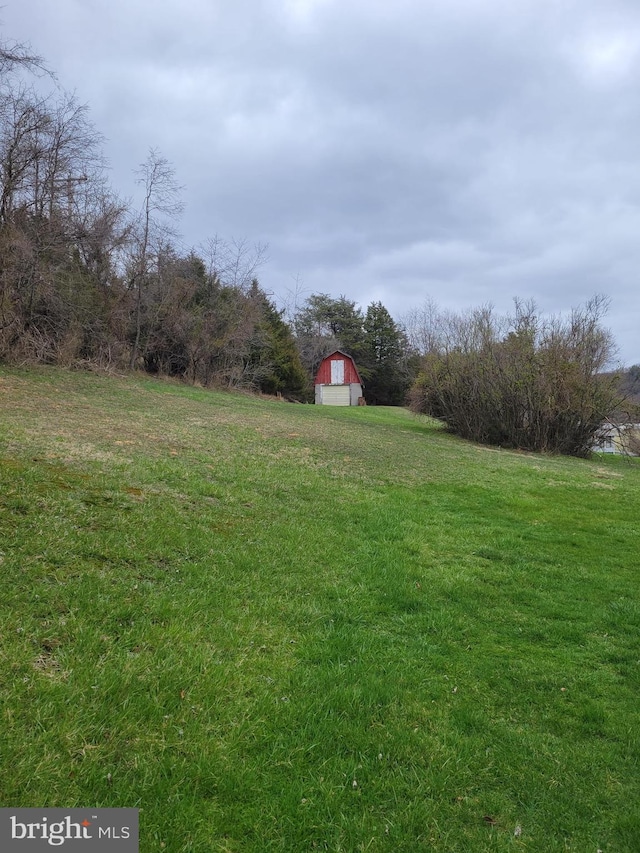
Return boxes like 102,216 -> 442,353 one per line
408,297 -> 621,457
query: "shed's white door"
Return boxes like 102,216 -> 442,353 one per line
330,359 -> 345,384
321,385 -> 350,406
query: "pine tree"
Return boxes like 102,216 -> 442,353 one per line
362,302 -> 410,405
248,282 -> 310,399
294,294 -> 366,374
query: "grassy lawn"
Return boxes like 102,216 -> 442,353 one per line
1,366 -> 639,851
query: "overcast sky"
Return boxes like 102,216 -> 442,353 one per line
3,0 -> 640,364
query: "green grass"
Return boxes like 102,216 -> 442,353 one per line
1,365 -> 639,851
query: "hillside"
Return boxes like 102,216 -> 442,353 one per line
1,367 -> 639,851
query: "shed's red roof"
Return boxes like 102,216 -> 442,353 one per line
314,350 -> 363,385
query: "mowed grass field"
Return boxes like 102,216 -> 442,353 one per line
1,366 -> 639,852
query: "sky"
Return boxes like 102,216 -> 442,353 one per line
2,0 -> 640,365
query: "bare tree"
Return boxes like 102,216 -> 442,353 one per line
0,73 -> 117,361
0,36 -> 50,79
279,271 -> 307,327
0,85 -> 49,226
39,94 -> 104,221
401,296 -> 444,356
128,148 -> 183,368
409,296 -> 620,457
201,234 -> 268,291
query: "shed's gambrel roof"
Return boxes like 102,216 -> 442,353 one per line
314,350 -> 363,385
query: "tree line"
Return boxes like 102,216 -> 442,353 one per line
0,34 -> 411,404
1,33 -> 635,455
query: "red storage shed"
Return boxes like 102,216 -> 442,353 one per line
314,350 -> 363,406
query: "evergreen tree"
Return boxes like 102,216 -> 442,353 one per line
294,293 -> 366,374
248,281 -> 310,399
362,301 -> 410,405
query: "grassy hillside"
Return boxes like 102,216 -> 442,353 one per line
1,366 -> 639,852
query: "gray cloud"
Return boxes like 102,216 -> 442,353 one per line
3,0 -> 639,363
